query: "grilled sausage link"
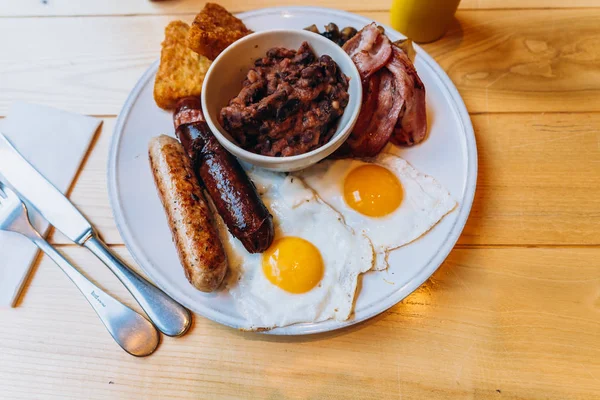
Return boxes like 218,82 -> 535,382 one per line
149,135 -> 227,292
174,97 -> 274,253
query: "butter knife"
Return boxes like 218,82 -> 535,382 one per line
0,132 -> 191,337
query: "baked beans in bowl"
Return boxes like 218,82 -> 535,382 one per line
202,29 -> 362,172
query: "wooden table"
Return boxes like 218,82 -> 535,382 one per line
1,1 -> 599,399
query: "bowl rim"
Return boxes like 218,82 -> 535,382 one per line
201,28 -> 362,165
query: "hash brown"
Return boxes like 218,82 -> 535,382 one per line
154,21 -> 212,110
187,3 -> 252,60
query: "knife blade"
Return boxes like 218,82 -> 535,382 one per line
0,131 -> 191,337
0,132 -> 92,243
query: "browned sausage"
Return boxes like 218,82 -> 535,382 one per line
173,97 -> 274,253
148,135 -> 227,292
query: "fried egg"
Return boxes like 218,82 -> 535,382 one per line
216,168 -> 374,330
296,152 -> 456,270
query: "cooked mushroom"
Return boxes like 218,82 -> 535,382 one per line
322,22 -> 340,43
304,23 -> 360,47
325,22 -> 340,33
340,26 -> 358,43
304,24 -> 319,34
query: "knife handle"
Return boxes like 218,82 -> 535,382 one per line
84,233 -> 192,337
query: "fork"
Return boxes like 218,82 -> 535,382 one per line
0,181 -> 159,356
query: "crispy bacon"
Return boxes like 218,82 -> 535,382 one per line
344,69 -> 403,157
333,25 -> 427,158
386,47 -> 427,146
342,23 -> 392,80
332,72 -> 382,158
352,72 -> 381,137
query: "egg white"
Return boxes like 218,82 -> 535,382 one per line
215,168 -> 374,330
296,152 -> 456,270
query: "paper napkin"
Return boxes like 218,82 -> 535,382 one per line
0,102 -> 100,307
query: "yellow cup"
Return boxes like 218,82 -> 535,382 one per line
390,0 -> 461,43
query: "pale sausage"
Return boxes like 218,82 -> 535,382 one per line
149,135 -> 227,292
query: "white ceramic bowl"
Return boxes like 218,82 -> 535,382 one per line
201,29 -> 362,172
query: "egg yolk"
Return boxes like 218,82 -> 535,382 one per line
262,237 -> 324,294
343,164 -> 403,217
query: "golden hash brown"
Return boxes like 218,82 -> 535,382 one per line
154,21 -> 211,110
187,3 -> 252,60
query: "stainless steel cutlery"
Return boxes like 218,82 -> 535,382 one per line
0,131 -> 192,354
0,182 -> 159,356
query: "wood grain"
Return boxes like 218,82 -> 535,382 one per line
422,10 -> 600,113
0,10 -> 599,115
1,246 -> 598,399
463,113 -> 600,245
47,113 -> 600,246
0,0 -> 596,17
1,2 -> 599,399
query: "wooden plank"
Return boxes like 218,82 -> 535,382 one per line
48,113 -> 600,246
0,0 -> 597,17
1,246 -> 598,399
419,10 -> 600,113
1,10 -> 599,115
461,112 -> 600,245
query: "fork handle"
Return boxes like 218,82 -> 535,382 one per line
83,233 -> 191,337
30,235 -> 159,356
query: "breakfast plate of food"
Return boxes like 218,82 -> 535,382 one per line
108,3 -> 477,334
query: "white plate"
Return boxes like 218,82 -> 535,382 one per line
108,7 -> 477,335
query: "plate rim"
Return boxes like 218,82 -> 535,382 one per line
107,6 -> 478,335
